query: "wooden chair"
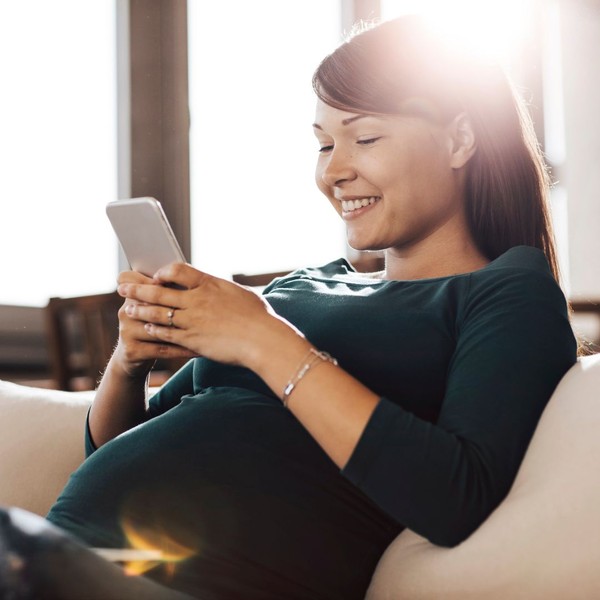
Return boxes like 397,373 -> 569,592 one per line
45,291 -> 123,391
45,291 -> 189,391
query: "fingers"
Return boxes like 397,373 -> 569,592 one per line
116,312 -> 195,365
112,272 -> 197,375
117,280 -> 184,309
142,315 -> 199,356
144,322 -> 182,345
134,340 -> 196,360
117,336 -> 196,367
117,270 -> 154,285
124,303 -> 183,328
153,262 -> 207,290
117,264 -> 214,311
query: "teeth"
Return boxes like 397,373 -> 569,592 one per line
341,197 -> 379,212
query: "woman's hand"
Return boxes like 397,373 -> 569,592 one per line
116,263 -> 287,368
113,269 -> 196,379
117,263 -> 380,469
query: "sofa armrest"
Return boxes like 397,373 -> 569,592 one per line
0,381 -> 93,516
367,354 -> 600,599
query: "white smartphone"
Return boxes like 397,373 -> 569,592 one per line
106,197 -> 187,277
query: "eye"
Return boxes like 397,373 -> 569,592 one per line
357,137 -> 382,146
318,144 -> 334,153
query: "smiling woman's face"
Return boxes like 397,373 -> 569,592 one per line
313,99 -> 471,256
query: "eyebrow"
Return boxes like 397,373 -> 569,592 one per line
312,114 -> 372,130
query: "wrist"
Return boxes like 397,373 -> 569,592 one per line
109,345 -> 154,383
242,314 -> 321,407
243,313 -> 311,379
281,348 -> 338,408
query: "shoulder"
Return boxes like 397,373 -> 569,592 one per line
455,246 -> 576,369
469,245 -> 560,298
463,245 -> 571,326
475,245 -> 553,279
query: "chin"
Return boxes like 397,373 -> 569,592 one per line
347,238 -> 386,253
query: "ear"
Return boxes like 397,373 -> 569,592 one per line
447,112 -> 476,169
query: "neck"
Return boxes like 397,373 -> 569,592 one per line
382,236 -> 489,281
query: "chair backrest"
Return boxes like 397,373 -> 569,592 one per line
45,291 -> 123,391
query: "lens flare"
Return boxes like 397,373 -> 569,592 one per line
382,0 -> 534,70
119,517 -> 196,577
115,490 -> 200,578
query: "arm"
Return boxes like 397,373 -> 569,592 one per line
119,261 -> 576,545
341,268 -> 577,545
87,355 -> 149,449
118,264 -> 381,467
88,271 -> 196,449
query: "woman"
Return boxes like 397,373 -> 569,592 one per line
6,14 -> 577,600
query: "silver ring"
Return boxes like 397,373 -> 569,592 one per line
166,308 -> 176,327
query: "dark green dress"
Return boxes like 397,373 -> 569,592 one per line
46,246 -> 577,600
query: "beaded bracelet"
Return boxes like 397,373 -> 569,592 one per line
281,348 -> 338,408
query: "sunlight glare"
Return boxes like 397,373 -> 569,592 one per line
382,0 -> 534,70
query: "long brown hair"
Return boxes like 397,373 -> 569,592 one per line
312,15 -> 561,284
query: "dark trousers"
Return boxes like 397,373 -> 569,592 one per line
0,507 -> 198,600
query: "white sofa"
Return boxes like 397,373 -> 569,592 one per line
1,354 -> 600,599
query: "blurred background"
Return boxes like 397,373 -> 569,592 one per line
1,0 -> 598,387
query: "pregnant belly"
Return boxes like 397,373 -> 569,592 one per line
46,387 -> 396,599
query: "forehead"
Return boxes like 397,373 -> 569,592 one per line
313,99 -> 438,140
313,100 -> 384,131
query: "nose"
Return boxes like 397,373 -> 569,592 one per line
319,149 -> 357,188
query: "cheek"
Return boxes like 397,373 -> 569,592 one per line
403,145 -> 452,193
314,163 -> 322,187
314,164 -> 329,196
314,170 -> 340,214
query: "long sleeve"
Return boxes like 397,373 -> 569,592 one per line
342,257 -> 577,546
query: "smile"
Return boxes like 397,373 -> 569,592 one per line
341,196 -> 380,213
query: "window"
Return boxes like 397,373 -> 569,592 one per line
0,0 -> 118,306
380,0 -> 572,290
188,1 -> 344,279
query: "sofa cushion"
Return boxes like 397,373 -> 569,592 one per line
367,353 -> 600,599
0,381 -> 93,516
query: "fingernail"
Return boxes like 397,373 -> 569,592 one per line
125,304 -> 134,316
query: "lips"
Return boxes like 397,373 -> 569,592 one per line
340,196 -> 380,212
